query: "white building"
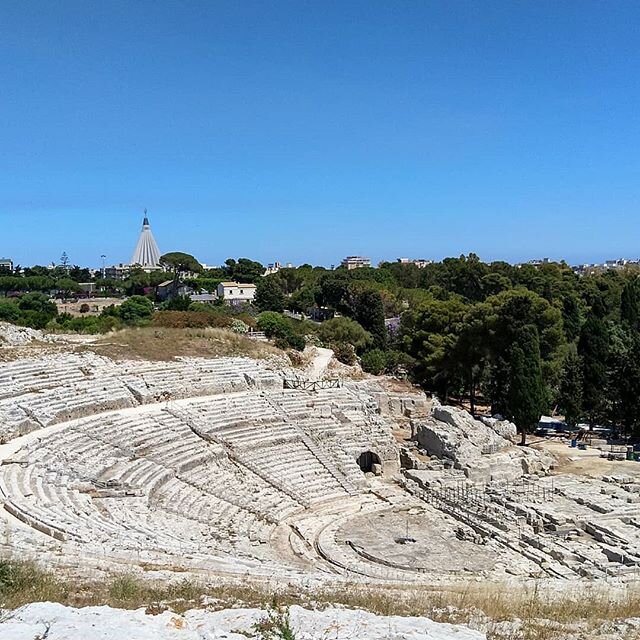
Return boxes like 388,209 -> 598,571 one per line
0,257 -> 13,272
341,256 -> 371,270
217,281 -> 256,305
397,258 -> 432,269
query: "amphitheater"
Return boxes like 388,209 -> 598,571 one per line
1,345 -> 640,588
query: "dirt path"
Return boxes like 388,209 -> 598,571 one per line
307,347 -> 334,380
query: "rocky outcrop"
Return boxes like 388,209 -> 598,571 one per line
480,416 -> 519,443
414,403 -> 553,483
0,322 -> 54,346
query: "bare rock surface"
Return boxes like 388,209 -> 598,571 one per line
415,402 -> 553,482
0,602 -> 485,640
0,322 -> 54,346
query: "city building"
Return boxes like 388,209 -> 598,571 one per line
131,211 -> 162,271
264,262 -> 282,276
104,263 -> 131,280
341,256 -> 371,270
0,257 -> 14,272
396,258 -> 432,268
217,281 -> 256,305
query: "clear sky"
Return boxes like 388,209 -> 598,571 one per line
1,1 -> 639,268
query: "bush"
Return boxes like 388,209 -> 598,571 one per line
383,350 -> 417,375
332,342 -> 357,365
317,317 -> 372,352
0,299 -> 20,323
16,292 -> 58,329
231,319 -> 249,334
256,312 -> 291,338
257,312 -> 306,351
153,310 -> 231,329
164,295 -> 192,311
51,314 -> 121,334
284,332 -> 305,351
119,296 -> 154,324
360,349 -> 387,375
79,303 -> 90,314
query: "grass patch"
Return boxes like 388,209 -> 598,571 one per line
1,558 -> 640,639
84,326 -> 286,362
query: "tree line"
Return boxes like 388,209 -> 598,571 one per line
3,253 -> 640,440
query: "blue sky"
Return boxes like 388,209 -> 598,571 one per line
1,1 -> 639,268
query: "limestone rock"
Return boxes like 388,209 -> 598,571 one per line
415,404 -> 553,483
480,416 -> 519,443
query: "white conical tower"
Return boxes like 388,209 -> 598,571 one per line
131,210 -> 161,268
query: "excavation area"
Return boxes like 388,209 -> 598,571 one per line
0,346 -> 639,593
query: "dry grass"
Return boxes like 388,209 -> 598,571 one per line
82,326 -> 286,362
1,559 -> 639,638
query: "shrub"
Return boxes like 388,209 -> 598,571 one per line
332,342 -> 357,365
360,349 -> 387,375
165,295 -> 192,311
16,292 -> 58,329
256,312 -> 290,338
119,295 -> 154,324
153,310 -> 231,329
254,608 -> 296,640
79,303 -> 90,314
285,332 -> 305,351
0,299 -> 20,323
317,317 -> 372,352
231,319 -> 249,334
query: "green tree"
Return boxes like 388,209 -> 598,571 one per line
506,325 -> 546,445
317,317 -> 372,352
402,296 -> 469,400
119,296 -> 154,324
360,349 -> 387,375
17,293 -> 58,329
621,277 -> 640,330
609,334 -> 640,437
0,299 -> 20,323
578,312 -> 610,427
353,290 -> 387,350
165,295 -> 192,311
254,277 -> 285,312
558,349 -> 583,428
223,258 -> 265,283
160,252 -> 203,297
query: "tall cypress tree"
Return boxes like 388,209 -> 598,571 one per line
506,324 -> 546,445
353,290 -> 387,350
578,312 -> 609,428
558,350 -> 583,428
621,278 -> 640,330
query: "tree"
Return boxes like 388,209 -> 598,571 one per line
119,296 -> 154,324
256,312 -> 305,351
165,295 -> 192,311
609,334 -> 640,437
223,258 -> 264,283
353,290 -> 387,350
317,317 -> 372,352
621,277 -> 640,330
0,299 -> 20,323
578,312 -> 610,427
254,277 -> 285,312
558,349 -> 583,428
17,293 -> 58,329
160,252 -> 203,297
256,312 -> 292,338
506,325 -> 546,445
402,296 -> 469,400
360,349 -> 387,375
